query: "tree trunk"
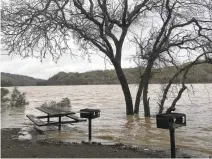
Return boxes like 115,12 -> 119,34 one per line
112,59 -> 134,115
134,77 -> 144,114
142,63 -> 153,117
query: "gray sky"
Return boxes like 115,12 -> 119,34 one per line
0,42 -> 136,80
0,0 -> 141,80
2,0 -> 205,80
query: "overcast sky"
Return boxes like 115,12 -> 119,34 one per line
0,41 -> 137,80
1,0 -> 203,80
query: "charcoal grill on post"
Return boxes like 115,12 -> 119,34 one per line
156,113 -> 186,158
80,108 -> 100,141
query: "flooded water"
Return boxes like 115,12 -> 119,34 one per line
1,84 -> 212,155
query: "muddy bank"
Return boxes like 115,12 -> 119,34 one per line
1,128 -> 211,158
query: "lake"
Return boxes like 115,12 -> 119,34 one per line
1,84 -> 212,155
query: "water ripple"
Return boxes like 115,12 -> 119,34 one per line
2,84 -> 212,154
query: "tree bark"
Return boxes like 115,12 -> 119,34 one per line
112,59 -> 134,115
158,68 -> 184,114
142,63 -> 153,117
134,77 -> 144,114
166,66 -> 189,113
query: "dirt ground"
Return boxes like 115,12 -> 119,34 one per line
1,128 -> 211,158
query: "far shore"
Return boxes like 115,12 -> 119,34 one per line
3,82 -> 212,88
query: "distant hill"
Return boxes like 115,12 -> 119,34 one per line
151,63 -> 212,83
1,72 -> 45,87
39,68 -> 140,85
1,63 -> 212,87
39,63 -> 212,85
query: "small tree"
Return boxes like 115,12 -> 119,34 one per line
59,97 -> 71,108
159,53 -> 212,114
10,87 -> 29,107
41,97 -> 71,109
1,88 -> 10,106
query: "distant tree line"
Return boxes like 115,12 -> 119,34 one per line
1,72 -> 45,87
1,79 -> 13,87
2,63 -> 212,87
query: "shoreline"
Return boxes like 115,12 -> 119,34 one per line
1,128 -> 211,158
1,128 -> 161,158
3,82 -> 212,87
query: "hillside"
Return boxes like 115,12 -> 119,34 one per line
151,63 -> 212,83
37,68 -> 140,85
1,63 -> 212,86
1,72 -> 45,87
39,63 -> 212,85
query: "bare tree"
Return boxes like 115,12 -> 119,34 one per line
1,0 -> 212,117
1,0 -> 160,115
132,0 -> 212,116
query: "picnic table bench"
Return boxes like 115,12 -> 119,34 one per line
66,114 -> 87,122
26,114 -> 46,126
27,106 -> 86,130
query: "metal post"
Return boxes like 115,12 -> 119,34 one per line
169,128 -> 176,158
88,118 -> 92,141
58,116 -> 61,131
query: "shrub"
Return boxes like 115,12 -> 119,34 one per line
10,87 -> 29,107
1,88 -> 10,106
41,97 -> 71,109
58,97 -> 71,107
41,101 -> 57,108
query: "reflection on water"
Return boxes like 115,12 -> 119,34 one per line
1,84 -> 212,155
1,106 -> 25,128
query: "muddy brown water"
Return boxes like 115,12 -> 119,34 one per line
1,84 -> 212,155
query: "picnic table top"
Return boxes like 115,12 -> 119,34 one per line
36,106 -> 75,116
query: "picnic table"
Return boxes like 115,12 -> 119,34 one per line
26,106 -> 86,130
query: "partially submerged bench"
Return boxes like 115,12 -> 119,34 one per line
26,115 -> 46,126
66,115 -> 87,122
27,114 -> 86,127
